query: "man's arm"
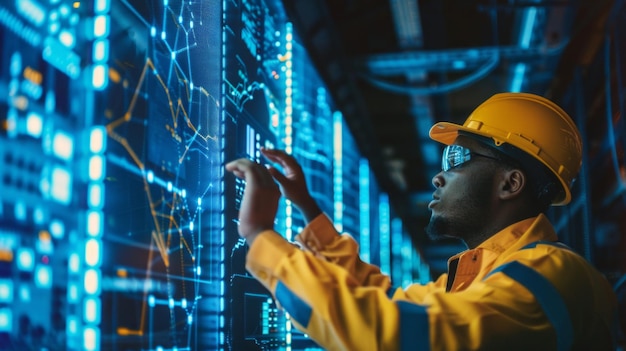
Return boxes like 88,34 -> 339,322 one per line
261,148 -> 390,286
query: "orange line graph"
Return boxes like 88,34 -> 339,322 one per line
106,57 -> 217,336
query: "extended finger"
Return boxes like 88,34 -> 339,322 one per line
225,158 -> 254,173
249,162 -> 278,186
267,166 -> 289,185
261,148 -> 300,172
226,159 -> 273,184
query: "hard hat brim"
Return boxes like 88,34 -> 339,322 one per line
429,121 -> 571,205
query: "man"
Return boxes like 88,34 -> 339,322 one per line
226,92 -> 617,350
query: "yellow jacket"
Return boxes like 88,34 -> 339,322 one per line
245,213 -> 617,350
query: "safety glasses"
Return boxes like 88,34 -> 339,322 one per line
441,144 -> 501,171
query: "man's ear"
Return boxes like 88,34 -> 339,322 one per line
499,169 -> 526,200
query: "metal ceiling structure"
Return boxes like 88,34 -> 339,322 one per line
279,0 -> 626,300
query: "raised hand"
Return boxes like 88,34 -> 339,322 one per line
225,157 -> 281,245
261,148 -> 322,222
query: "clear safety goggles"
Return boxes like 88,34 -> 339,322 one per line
441,144 -> 501,171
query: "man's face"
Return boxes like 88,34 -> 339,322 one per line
426,136 -> 502,245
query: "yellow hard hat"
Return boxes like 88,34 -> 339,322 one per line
429,92 -> 583,205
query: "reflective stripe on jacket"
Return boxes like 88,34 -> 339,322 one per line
245,213 -> 617,350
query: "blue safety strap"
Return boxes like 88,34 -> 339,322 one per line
396,300 -> 430,351
387,286 -> 398,298
485,261 -> 573,351
275,281 -> 312,328
519,240 -> 572,251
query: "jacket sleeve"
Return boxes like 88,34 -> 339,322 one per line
246,230 -> 541,351
246,231 -> 616,350
294,213 -> 391,288
246,230 -> 402,351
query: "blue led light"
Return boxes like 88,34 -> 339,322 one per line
359,159 -> 371,262
510,63 -> 526,93
333,112 -> 344,232
42,37 -> 80,78
35,265 -> 53,288
93,15 -> 110,38
87,210 -> 103,237
18,286 -> 29,303
59,4 -> 70,17
88,183 -> 104,209
52,130 -> 74,161
84,268 -> 100,295
17,248 -> 35,271
84,297 -> 101,323
95,0 -> 111,14
16,0 -> 46,27
50,166 -> 73,205
0,308 -> 12,332
510,7 -> 536,92
14,201 -> 26,221
379,194 -> 391,275
85,239 -> 101,267
69,253 -> 80,273
67,283 -> 79,302
93,40 -> 109,63
149,295 -> 156,307
59,30 -> 75,48
9,51 -> 21,76
33,207 -> 45,225
83,326 -> 100,351
26,112 -> 43,138
89,126 -> 106,154
67,316 -> 78,335
91,64 -> 109,90
0,280 -> 13,303
88,155 -> 105,181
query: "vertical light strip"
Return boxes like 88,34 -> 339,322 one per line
284,22 -> 294,351
284,22 -> 294,155
391,218 -> 403,284
284,23 -> 294,243
219,1 -> 228,346
90,0 -> 110,90
401,224 -> 413,288
359,159 -> 371,262
379,194 -> 391,275
79,0 -> 110,347
81,126 -> 106,351
333,112 -> 343,232
510,6 -> 537,92
246,125 -> 255,158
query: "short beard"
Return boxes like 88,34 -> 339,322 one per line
425,211 -> 487,247
425,215 -> 455,241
